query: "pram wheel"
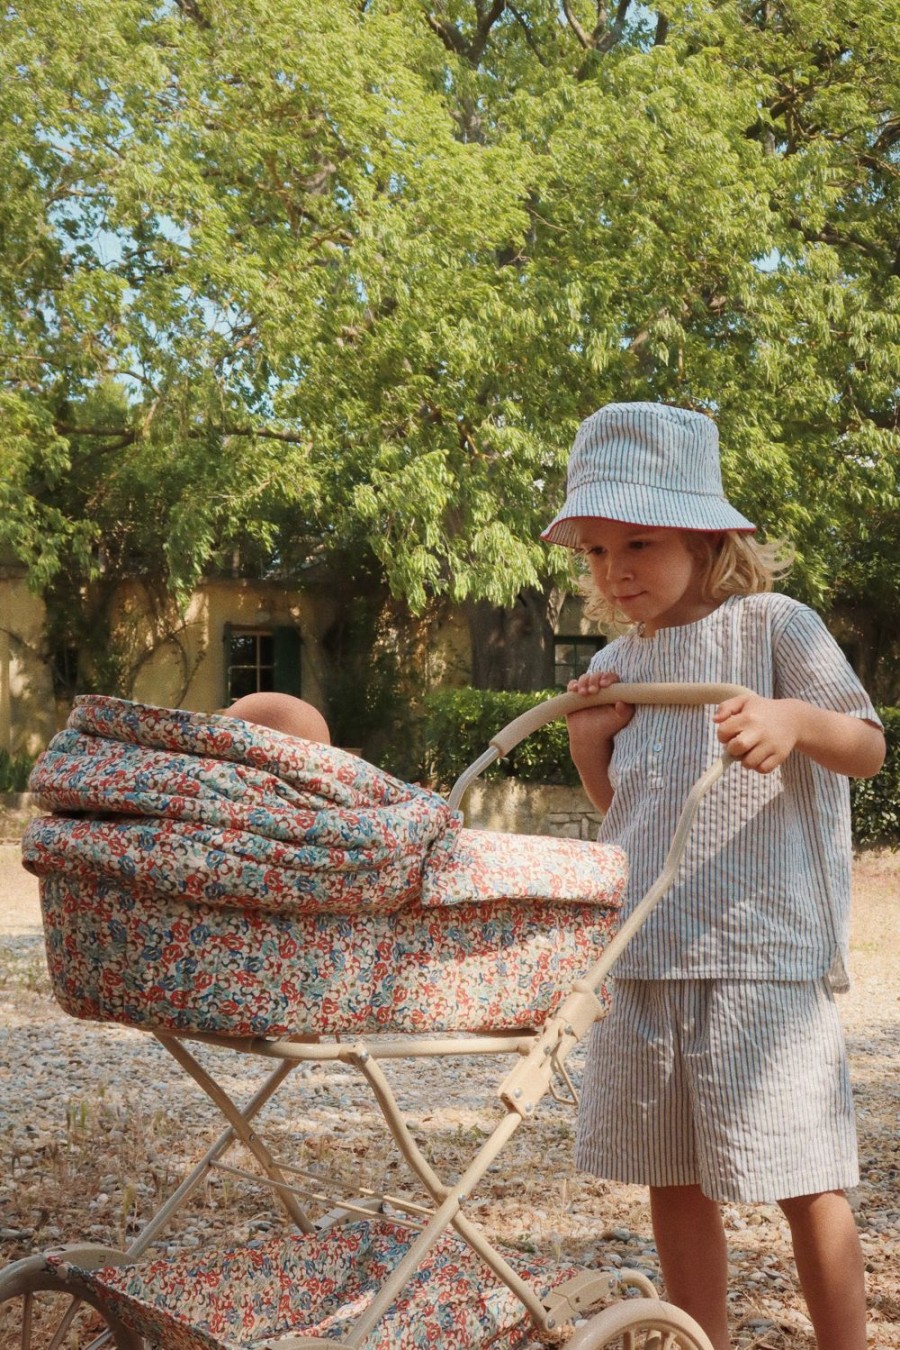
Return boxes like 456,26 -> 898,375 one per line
0,1245 -> 142,1349
566,1296 -> 715,1349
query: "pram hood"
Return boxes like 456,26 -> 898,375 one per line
24,696 -> 627,920
24,696 -> 462,917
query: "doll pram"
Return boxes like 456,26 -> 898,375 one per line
4,684 -> 744,1349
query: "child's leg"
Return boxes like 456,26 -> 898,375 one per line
650,1184 -> 731,1350
778,1190 -> 866,1350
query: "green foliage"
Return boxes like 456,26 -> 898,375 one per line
1,0 -> 899,685
851,710 -> 900,849
423,687 -> 579,791
0,750 -> 35,794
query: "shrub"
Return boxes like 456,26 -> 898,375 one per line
850,707 -> 900,849
423,688 -> 579,792
0,749 -> 35,793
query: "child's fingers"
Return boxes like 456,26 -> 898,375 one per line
613,700 -> 635,726
734,745 -> 783,774
567,670 -> 621,695
713,694 -> 747,723
717,722 -> 756,758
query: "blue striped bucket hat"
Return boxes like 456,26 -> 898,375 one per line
541,402 -> 755,548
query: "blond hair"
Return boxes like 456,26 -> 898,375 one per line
580,531 -> 793,629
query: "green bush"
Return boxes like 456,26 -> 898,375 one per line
0,749 -> 35,793
850,707 -> 900,849
423,688 -> 579,792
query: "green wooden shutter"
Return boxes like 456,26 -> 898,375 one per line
222,622 -> 233,704
272,626 -> 302,696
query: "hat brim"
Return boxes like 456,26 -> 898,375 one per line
541,482 -> 756,549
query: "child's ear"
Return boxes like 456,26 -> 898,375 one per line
686,530 -> 721,561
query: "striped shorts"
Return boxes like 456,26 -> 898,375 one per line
574,978 -> 859,1204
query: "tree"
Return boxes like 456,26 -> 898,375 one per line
1,0 -> 898,692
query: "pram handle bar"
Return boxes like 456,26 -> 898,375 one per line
448,682 -> 752,811
490,681 -> 751,754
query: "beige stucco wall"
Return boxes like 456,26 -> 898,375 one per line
0,571 -> 58,756
0,576 -> 606,761
120,578 -> 334,715
0,574 -> 337,757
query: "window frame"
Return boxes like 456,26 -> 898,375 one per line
553,634 -> 605,689
223,624 -> 302,703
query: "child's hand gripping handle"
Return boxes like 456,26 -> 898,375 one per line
447,682 -> 752,811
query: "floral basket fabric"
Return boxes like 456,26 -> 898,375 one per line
23,696 -> 627,1036
37,870 -> 622,1035
52,1218 -> 591,1348
422,827 -> 628,908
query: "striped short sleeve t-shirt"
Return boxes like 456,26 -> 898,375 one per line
589,593 -> 881,989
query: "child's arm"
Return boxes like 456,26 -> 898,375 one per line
565,670 -> 634,812
713,693 -> 885,778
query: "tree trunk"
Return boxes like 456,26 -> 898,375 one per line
465,587 -> 555,691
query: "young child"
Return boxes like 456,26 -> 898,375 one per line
541,402 -> 885,1350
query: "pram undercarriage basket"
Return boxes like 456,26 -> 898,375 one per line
3,684 -> 744,1349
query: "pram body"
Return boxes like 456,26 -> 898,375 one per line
2,685 -> 741,1349
25,696 -> 626,1040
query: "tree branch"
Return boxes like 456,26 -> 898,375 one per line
596,0 -> 631,51
561,0 -> 592,50
471,0 -> 506,63
873,117 -> 900,154
173,0 -> 210,28
54,424 -> 138,453
422,6 -> 473,58
508,5 -> 548,64
566,0 -> 632,58
55,419 -> 312,450
219,426 -> 312,446
786,216 -> 892,267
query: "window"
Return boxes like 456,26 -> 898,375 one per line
553,636 -> 605,688
225,626 -> 302,701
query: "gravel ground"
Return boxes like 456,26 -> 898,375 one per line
0,827 -> 897,1348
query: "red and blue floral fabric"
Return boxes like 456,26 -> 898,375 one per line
52,1218 -> 589,1348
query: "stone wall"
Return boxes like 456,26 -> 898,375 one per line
459,779 -> 603,839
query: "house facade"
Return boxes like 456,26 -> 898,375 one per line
3,562 -> 890,765
0,567 -> 608,760
0,569 -> 336,757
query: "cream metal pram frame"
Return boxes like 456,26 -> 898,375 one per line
1,683 -> 747,1350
